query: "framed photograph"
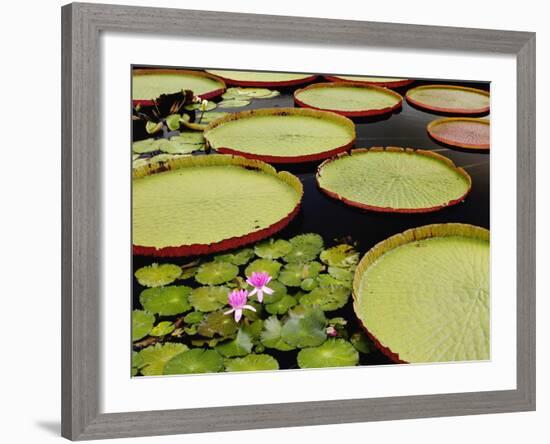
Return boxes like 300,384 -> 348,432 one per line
61,2 -> 536,440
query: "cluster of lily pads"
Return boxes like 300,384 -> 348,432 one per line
132,233 -> 375,376
218,87 -> 280,108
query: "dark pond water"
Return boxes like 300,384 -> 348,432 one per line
132,76 -> 490,368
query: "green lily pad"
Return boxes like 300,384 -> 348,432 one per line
218,99 -> 251,108
159,140 -> 200,155
245,259 -> 282,279
164,349 -> 224,375
195,262 -> 239,285
256,90 -> 281,99
135,263 -> 182,287
138,342 -> 189,376
214,248 -> 255,266
327,266 -> 354,283
150,321 -> 175,337
317,273 -> 351,289
199,111 -> 228,124
205,70 -> 315,87
300,285 -> 350,311
133,158 -> 149,169
133,138 -> 158,154
184,311 -> 205,324
278,261 -> 323,287
265,294 -> 297,315
254,238 -> 293,259
197,310 -> 239,338
179,266 -> 199,280
145,121 -> 162,135
189,285 -> 229,312
215,328 -> 254,357
139,285 -> 192,316
297,339 -> 359,369
170,132 -> 205,145
261,280 -> 286,304
132,310 -> 155,341
185,101 -> 217,111
300,278 -> 318,292
350,332 -> 374,354
283,233 -> 324,263
166,114 -> 181,131
225,354 -> 279,372
281,306 -> 327,348
132,351 -> 144,376
260,316 -> 295,351
320,244 -> 359,268
242,319 -> 264,340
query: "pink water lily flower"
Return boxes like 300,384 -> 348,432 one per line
246,271 -> 273,303
224,289 -> 256,322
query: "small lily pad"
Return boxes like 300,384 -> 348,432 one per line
132,310 -> 155,341
133,138 -> 157,154
242,319 -> 264,340
278,261 -> 323,287
214,248 -> 255,266
218,99 -> 250,108
179,266 -> 199,280
350,332 -> 374,354
170,132 -> 205,145
166,114 -> 181,131
160,140 -> 199,154
185,101 -> 217,111
245,259 -> 282,279
265,294 -> 297,315
300,285 -> 350,312
145,121 -> 162,134
184,311 -> 205,325
138,342 -> 189,376
260,316 -> 295,351
132,351 -> 144,376
281,306 -> 327,348
297,339 -> 359,369
327,266 -> 354,283
199,111 -> 228,124
225,354 -> 279,372
317,273 -> 352,289
189,285 -> 229,312
215,328 -> 254,357
164,349 -> 224,375
195,262 -> 239,285
320,244 -> 359,268
261,280 -> 286,304
254,238 -> 293,259
150,321 -> 175,337
139,285 -> 192,316
283,233 -> 324,263
135,263 -> 182,287
197,310 -> 239,338
300,278 -> 318,292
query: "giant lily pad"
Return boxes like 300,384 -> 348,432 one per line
138,343 -> 189,376
195,262 -> 239,285
205,70 -> 317,87
353,223 -> 490,363
427,117 -> 490,150
324,75 -> 413,88
317,147 -> 471,213
297,339 -> 359,369
132,69 -> 226,105
139,285 -> 192,316
283,233 -> 324,263
133,155 -> 303,256
163,349 -> 224,375
225,354 -> 279,372
134,263 -> 182,287
406,84 -> 490,114
294,82 -> 402,117
203,108 -> 356,164
281,306 -> 327,348
132,310 -> 155,341
189,285 -> 229,312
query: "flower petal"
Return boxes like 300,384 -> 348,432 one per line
243,305 -> 257,312
234,309 -> 243,322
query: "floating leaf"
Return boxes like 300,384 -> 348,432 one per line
197,310 -> 239,338
185,101 -> 217,111
327,266 -> 354,283
245,259 -> 282,279
135,263 -> 182,287
320,244 -> 359,268
195,262 -> 239,285
242,301 -> 263,321
242,319 -> 264,340
184,311 -> 205,325
189,285 -> 229,312
166,114 -> 181,131
281,306 -> 327,348
260,316 -> 295,351
133,138 -> 157,154
164,349 -> 224,375
159,140 -> 198,154
214,248 -> 255,266
235,87 -> 274,98
300,278 -> 318,292
283,233 -> 324,263
225,354 -> 279,372
317,273 -> 351,289
261,280 -> 286,304
191,337 -> 222,348
138,342 -> 189,376
350,332 -> 374,354
132,351 -> 144,376
254,238 -> 293,259
139,285 -> 192,316
215,328 -> 254,357
218,99 -> 250,108
132,310 -> 155,341
265,294 -> 297,315
297,339 -> 359,369
179,266 -> 199,280
300,285 -> 350,312
150,321 -> 175,337
278,261 -> 323,287
133,158 -> 149,169
145,121 -> 163,134
199,111 -> 228,124
170,132 -> 205,145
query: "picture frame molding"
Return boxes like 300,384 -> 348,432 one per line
61,2 -> 536,440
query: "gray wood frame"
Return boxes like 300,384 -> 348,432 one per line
61,2 -> 536,440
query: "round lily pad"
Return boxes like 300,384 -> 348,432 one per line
300,285 -> 350,311
278,261 -> 323,287
327,266 -> 354,283
245,259 -> 282,279
199,111 -> 229,125
132,310 -> 155,341
164,349 -> 224,375
218,99 -> 251,108
138,343 -> 189,376
261,280 -> 286,304
132,69 -> 226,105
260,316 -> 296,351
320,244 -> 359,268
205,70 -> 317,87
281,306 -> 327,348
300,278 -> 318,292
225,354 -> 279,372
324,75 -> 413,88
297,339 -> 359,369
317,147 -> 471,213
139,285 -> 192,316
203,108 -> 356,164
406,84 -> 490,114
213,248 -> 255,266
197,310 -> 239,338
184,101 -> 217,111
195,262 -> 239,285
150,321 -> 175,337
265,294 -> 297,315
283,233 -> 324,263
427,117 -> 490,150
133,155 -> 303,257
184,311 -> 204,324
170,132 -> 205,144
254,238 -> 293,259
189,285 -> 230,312
294,82 -> 403,117
215,328 -> 253,357
133,138 -> 158,154
353,223 -> 490,363
134,263 -> 182,287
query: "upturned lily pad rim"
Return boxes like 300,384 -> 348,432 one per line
132,68 -> 226,106
133,154 -> 303,257
352,223 -> 490,364
324,75 -> 414,88
405,84 -> 490,114
316,147 -> 472,214
293,82 -> 403,117
203,107 -> 356,164
205,69 -> 318,87
427,117 -> 490,150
